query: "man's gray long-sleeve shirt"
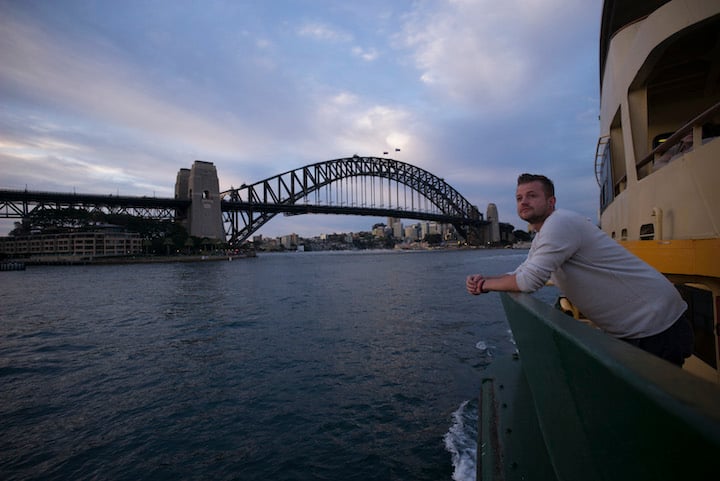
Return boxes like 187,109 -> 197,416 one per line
513,209 -> 686,339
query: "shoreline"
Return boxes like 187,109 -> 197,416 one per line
6,253 -> 255,267
4,243 -> 531,267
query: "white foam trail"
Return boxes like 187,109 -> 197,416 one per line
475,339 -> 494,357
444,400 -> 477,481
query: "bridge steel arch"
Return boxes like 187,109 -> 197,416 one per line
221,156 -> 485,245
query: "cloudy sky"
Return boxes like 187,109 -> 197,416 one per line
1,0 -> 602,238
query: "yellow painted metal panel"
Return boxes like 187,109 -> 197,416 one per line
620,239 -> 720,278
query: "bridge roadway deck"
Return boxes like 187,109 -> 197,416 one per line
0,189 -> 190,210
221,201 -> 487,226
0,190 -> 486,226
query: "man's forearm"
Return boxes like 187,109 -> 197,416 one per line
482,274 -> 521,293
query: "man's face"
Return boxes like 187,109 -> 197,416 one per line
516,181 -> 555,224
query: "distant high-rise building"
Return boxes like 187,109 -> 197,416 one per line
404,224 -> 419,241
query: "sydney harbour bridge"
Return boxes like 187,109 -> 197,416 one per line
0,157 -> 499,245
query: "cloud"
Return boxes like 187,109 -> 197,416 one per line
352,46 -> 379,61
0,15 -> 277,161
296,20 -> 378,66
397,0 -> 596,111
306,90 -> 423,162
297,22 -> 352,43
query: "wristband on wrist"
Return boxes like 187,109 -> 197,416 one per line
479,279 -> 487,293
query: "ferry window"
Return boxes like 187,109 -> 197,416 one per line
597,136 -> 614,213
703,122 -> 720,141
639,224 -> 654,240
676,285 -> 716,369
611,231 -> 616,239
621,228 -> 627,241
652,132 -> 673,148
609,109 -> 626,196
203,190 -> 211,199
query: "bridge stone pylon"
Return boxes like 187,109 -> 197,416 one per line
487,203 -> 501,244
175,161 -> 225,240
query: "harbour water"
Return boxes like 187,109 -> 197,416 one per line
1,249 -> 552,481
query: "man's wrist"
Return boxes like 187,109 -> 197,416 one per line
479,279 -> 488,293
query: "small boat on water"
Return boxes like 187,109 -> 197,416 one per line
480,1 -> 720,479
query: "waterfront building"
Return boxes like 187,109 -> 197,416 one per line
387,217 -> 404,240
391,220 -> 404,239
420,221 -> 441,239
372,224 -> 389,238
404,225 -> 419,242
281,233 -> 299,249
0,230 -> 142,259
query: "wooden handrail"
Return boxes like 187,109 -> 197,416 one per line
636,100 -> 720,171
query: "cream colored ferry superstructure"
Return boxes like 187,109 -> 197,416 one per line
595,0 -> 720,382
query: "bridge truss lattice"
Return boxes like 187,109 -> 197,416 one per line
221,156 -> 485,245
0,191 -> 187,221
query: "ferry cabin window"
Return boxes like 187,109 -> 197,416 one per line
653,133 -> 673,149
639,223 -> 654,240
620,228 -> 627,241
703,122 -> 720,141
641,17 -> 720,174
598,138 -> 614,212
676,284 -> 717,369
653,132 -> 694,172
609,109 -> 626,197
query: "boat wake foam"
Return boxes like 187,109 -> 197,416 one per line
444,400 -> 478,481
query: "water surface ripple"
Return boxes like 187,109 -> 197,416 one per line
1,249 -> 544,481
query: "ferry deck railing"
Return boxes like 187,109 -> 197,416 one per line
636,100 -> 720,177
479,292 -> 720,481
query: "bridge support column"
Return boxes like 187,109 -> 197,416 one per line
174,161 -> 224,241
464,203 -> 500,246
487,203 -> 501,245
